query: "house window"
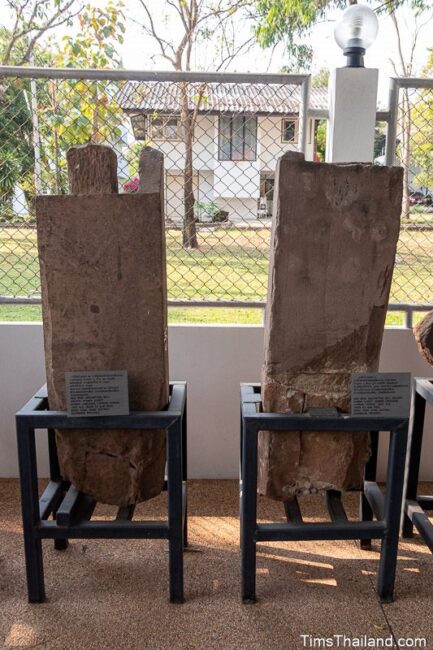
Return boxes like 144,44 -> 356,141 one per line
218,116 -> 257,161
282,118 -> 298,144
149,115 -> 182,141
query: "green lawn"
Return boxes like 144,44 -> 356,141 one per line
0,303 -> 265,324
1,225 -> 432,325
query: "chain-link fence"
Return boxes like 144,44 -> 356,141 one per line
1,68 -> 432,313
0,67 -> 313,306
385,77 -> 433,308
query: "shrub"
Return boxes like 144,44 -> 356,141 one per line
195,200 -> 228,223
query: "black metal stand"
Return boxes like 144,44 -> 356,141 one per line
240,384 -> 409,604
403,377 -> 433,552
16,382 -> 187,604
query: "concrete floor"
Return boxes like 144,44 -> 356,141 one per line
0,479 -> 432,650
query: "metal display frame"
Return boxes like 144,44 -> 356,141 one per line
403,377 -> 433,552
16,382 -> 187,604
240,383 -> 409,604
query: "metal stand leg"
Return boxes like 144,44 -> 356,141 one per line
16,420 -> 45,603
377,423 -> 408,603
167,421 -> 184,604
181,400 -> 188,549
48,428 -> 68,551
360,431 -> 379,550
241,421 -> 258,603
403,392 -> 426,538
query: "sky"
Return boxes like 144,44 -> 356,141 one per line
1,0 -> 432,105
118,0 -> 433,106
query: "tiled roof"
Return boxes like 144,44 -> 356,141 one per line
117,81 -> 328,115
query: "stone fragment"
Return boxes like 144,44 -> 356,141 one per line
414,310 -> 433,367
139,146 -> 164,195
67,143 -> 118,194
259,152 -> 403,500
36,145 -> 168,505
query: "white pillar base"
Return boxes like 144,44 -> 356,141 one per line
326,67 -> 378,164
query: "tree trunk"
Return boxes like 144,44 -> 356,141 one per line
180,84 -> 198,249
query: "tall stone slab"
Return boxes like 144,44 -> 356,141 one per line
259,152 -> 403,501
36,145 -> 168,506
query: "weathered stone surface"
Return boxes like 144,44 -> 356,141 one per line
139,147 -> 164,195
36,146 -> 168,506
414,310 -> 433,366
67,144 -> 118,194
259,152 -> 403,501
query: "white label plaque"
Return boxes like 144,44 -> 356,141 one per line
351,372 -> 411,418
65,371 -> 129,417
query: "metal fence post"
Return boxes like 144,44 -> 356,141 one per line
0,66 -> 433,314
299,75 -> 311,156
385,78 -> 400,167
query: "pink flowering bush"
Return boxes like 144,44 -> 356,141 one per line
123,177 -> 139,193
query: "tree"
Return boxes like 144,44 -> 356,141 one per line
40,1 -> 125,193
136,0 -> 253,249
387,4 -> 432,218
411,50 -> 433,195
312,68 -> 329,88
252,0 -> 430,69
0,2 -> 125,220
0,68 -> 30,217
254,0 -> 345,70
0,27 -> 54,220
1,0 -> 81,65
0,2 -> 81,219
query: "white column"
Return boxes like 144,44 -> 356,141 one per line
326,67 -> 378,163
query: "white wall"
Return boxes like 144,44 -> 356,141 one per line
216,197 -> 258,221
1,323 -> 432,481
155,115 -> 317,221
213,161 -> 260,199
151,115 -> 216,172
165,173 -> 199,221
258,116 -> 316,170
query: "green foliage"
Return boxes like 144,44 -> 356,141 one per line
0,64 -> 35,220
411,50 -> 433,191
52,2 -> 125,140
58,1 -> 125,69
1,1 -> 78,65
315,119 -> 326,161
374,124 -> 387,159
0,151 -> 22,220
0,26 -> 52,219
253,0 -> 432,67
254,0 -> 345,68
124,141 -> 151,180
312,68 -> 329,88
0,3 -> 126,219
195,200 -> 228,222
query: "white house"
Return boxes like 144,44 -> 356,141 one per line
117,81 -> 328,222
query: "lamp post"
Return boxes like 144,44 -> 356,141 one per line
334,4 -> 379,68
325,4 -> 379,163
